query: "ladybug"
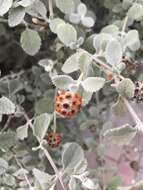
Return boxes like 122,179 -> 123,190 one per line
134,81 -> 143,102
47,132 -> 62,148
56,90 -> 82,118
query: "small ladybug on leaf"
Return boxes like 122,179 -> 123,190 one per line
134,81 -> 143,102
47,132 -> 62,148
56,90 -> 82,118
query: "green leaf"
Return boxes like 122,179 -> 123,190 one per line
105,39 -> 122,66
57,23 -> 77,46
62,143 -> 84,172
20,28 -> 41,55
82,77 -> 105,92
0,131 -> 17,150
117,78 -> 135,99
49,18 -> 65,34
8,6 -> 26,27
52,75 -> 75,90
104,124 -> 137,146
33,113 -> 51,141
16,124 -> 29,140
55,0 -> 75,14
0,0 -> 13,16
127,3 -> 143,21
0,97 -> 15,115
62,52 -> 81,73
123,30 -> 140,51
112,96 -> 127,116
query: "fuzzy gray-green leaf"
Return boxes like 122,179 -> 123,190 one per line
117,78 -> 135,99
20,28 -> 41,55
82,77 -> 105,92
104,124 -> 137,146
33,113 -> 51,141
57,23 -> 77,46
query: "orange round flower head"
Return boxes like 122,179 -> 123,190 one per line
47,132 -> 62,148
56,90 -> 82,118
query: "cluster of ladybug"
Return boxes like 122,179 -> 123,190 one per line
47,90 -> 82,148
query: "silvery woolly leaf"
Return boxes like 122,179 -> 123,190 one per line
117,78 -> 135,99
52,75 -> 75,90
105,39 -> 122,66
117,180 -> 143,190
20,28 -> 41,56
38,59 -> 54,72
8,6 -> 26,27
27,0 -> 47,19
0,97 -> 15,114
33,168 -> 55,189
62,52 -> 81,73
81,16 -> 95,28
57,23 -> 77,46
77,3 -> 87,16
104,124 -> 137,146
0,131 -> 17,150
0,0 -> 13,16
123,30 -> 140,51
33,113 -> 51,141
55,0 -> 75,14
62,143 -> 84,172
122,0 -> 134,10
0,158 -> 9,175
93,33 -> 113,52
82,77 -> 105,92
16,124 -> 29,140
17,0 -> 35,7
3,173 -> 16,187
101,24 -> 119,34
49,18 -> 65,34
82,178 -> 99,190
112,96 -> 127,116
69,13 -> 81,24
69,178 -> 77,190
78,52 -> 92,73
127,3 -> 143,21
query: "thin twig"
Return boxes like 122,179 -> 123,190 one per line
48,0 -> 54,19
21,106 -> 66,190
40,145 -> 66,190
15,156 -> 32,189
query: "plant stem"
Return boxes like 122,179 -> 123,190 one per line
123,98 -> 143,125
49,0 -> 54,19
40,145 -> 66,190
15,156 -> 32,189
21,107 -> 66,190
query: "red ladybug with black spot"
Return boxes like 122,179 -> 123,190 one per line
56,90 -> 82,118
47,132 -> 62,148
